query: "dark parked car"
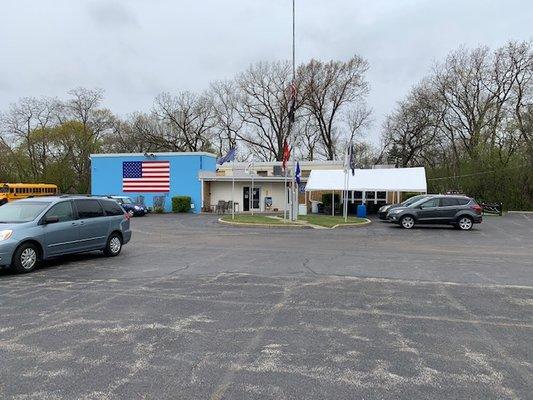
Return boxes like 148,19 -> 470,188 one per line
378,194 -> 431,220
0,196 -> 131,273
387,195 -> 482,230
111,196 -> 148,217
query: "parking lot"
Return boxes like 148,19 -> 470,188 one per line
1,213 -> 532,399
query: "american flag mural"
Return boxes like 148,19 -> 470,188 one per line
122,161 -> 170,192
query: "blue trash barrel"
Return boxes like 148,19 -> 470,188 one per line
357,204 -> 367,218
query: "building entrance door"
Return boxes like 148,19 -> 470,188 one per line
243,187 -> 250,212
251,187 -> 260,210
243,187 -> 260,212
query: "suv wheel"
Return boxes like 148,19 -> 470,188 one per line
104,233 -> 123,257
400,215 -> 415,229
457,216 -> 473,231
12,243 -> 40,273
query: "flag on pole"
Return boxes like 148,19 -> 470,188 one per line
349,143 -> 356,176
217,148 -> 236,165
344,142 -> 356,176
344,145 -> 350,173
295,161 -> 301,185
282,140 -> 291,171
288,81 -> 297,123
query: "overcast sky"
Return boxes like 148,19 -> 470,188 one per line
1,0 -> 531,143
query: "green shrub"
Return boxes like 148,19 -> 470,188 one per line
172,196 -> 192,213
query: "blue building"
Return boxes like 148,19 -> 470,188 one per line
90,152 -> 217,213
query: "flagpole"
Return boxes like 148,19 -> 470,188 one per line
292,159 -> 297,221
283,168 -> 287,222
232,158 -> 235,220
344,170 -> 348,222
290,0 -> 297,221
251,161 -> 254,216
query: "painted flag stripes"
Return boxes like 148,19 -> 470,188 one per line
122,161 -> 170,192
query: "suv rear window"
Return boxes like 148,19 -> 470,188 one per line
456,198 -> 470,206
100,200 -> 124,216
74,199 -> 105,219
440,198 -> 459,207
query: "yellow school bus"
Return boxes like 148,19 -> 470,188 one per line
0,183 -> 59,205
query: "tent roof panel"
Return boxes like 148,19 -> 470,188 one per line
305,167 -> 427,192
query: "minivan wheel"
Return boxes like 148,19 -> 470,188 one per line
400,215 -> 415,229
104,233 -> 123,257
457,216 -> 473,231
12,243 -> 40,273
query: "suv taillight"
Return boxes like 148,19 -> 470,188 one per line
471,204 -> 482,213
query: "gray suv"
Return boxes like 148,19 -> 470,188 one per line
0,196 -> 132,273
387,195 -> 482,230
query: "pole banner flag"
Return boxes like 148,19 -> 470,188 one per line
295,161 -> 301,185
217,148 -> 236,165
288,81 -> 297,124
349,143 -> 356,175
282,140 -> 291,171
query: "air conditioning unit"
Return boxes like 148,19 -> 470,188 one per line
273,165 -> 282,176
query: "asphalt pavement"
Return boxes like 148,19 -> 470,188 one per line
0,213 -> 532,399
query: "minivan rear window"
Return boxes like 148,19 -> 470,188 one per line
100,200 -> 124,216
74,199 -> 105,219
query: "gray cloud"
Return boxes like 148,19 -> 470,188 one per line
86,0 -> 139,29
0,0 -> 531,144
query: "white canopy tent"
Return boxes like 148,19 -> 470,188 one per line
305,167 -> 427,193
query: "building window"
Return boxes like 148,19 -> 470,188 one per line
257,170 -> 268,176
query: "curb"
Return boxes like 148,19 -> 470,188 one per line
217,218 -> 310,229
218,217 -> 372,230
330,219 -> 372,229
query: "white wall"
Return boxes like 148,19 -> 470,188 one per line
208,181 -> 289,212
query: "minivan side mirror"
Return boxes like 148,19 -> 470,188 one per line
44,215 -> 60,224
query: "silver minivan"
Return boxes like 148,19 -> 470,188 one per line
0,196 -> 132,273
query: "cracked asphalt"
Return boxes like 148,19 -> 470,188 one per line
0,213 -> 532,399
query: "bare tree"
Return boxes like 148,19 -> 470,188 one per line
381,81 -> 443,167
104,113 -> 164,153
235,61 -> 303,161
347,103 -> 372,144
503,41 -> 533,164
300,56 -> 370,160
296,114 -> 321,161
0,96 -> 61,180
153,91 -> 216,152
210,81 -> 243,156
61,88 -> 114,192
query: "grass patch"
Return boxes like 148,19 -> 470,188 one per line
298,215 -> 367,228
220,215 -> 287,225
